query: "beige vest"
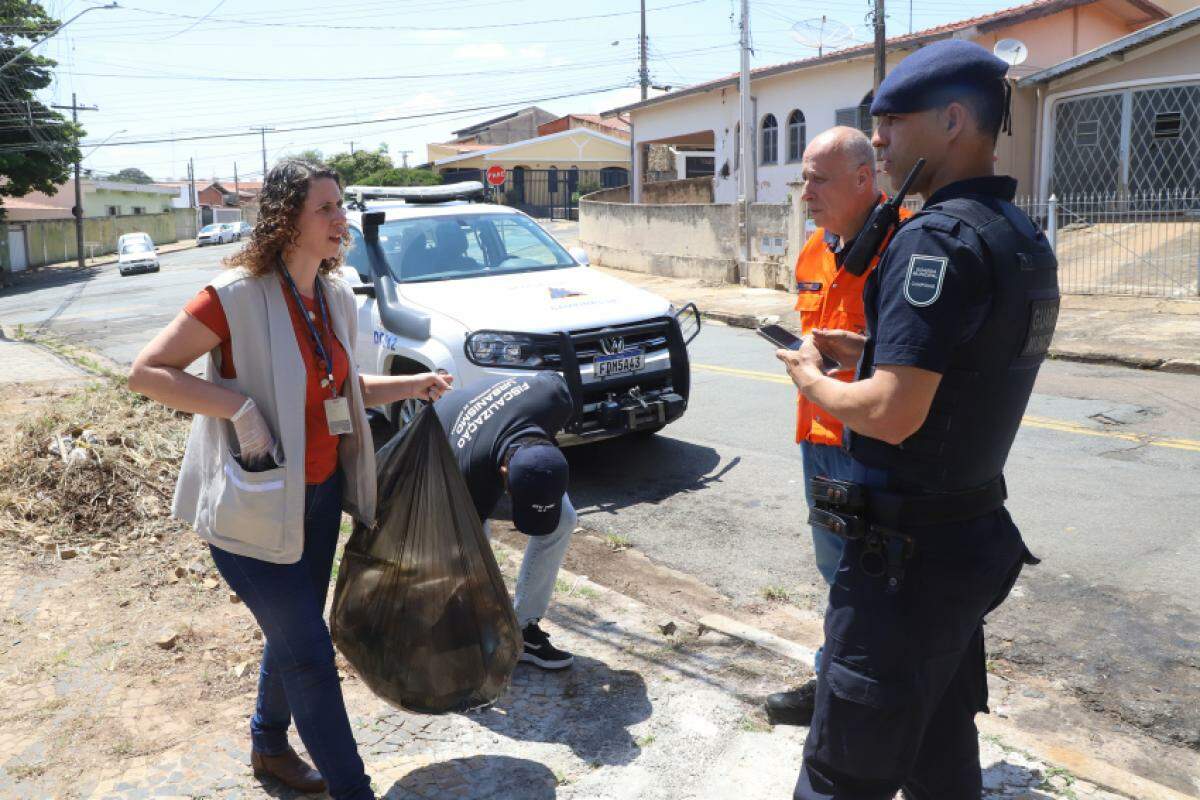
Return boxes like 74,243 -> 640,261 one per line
172,267 -> 376,564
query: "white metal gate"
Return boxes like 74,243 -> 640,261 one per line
6,226 -> 28,273
1050,81 -> 1200,199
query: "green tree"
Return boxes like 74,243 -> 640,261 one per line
108,167 -> 154,184
326,147 -> 393,186
362,167 -> 442,187
0,1 -> 83,217
288,148 -> 326,166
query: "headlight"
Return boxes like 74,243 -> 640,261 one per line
464,332 -> 545,368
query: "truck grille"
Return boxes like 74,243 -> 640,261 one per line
540,318 -> 672,368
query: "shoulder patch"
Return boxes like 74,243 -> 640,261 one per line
903,255 -> 948,307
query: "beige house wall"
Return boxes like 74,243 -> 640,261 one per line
1046,33 -> 1200,93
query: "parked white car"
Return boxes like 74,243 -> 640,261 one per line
196,223 -> 235,246
234,221 -> 252,240
116,232 -> 159,276
341,183 -> 700,444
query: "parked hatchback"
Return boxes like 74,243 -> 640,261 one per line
116,233 -> 159,276
196,224 -> 234,246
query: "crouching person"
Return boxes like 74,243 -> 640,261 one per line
432,372 -> 578,669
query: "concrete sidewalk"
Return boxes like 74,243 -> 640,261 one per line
596,267 -> 1200,376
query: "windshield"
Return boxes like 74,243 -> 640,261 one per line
200,225 -> 218,234
374,213 -> 575,283
120,241 -> 152,254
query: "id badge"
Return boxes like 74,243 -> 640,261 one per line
324,396 -> 353,436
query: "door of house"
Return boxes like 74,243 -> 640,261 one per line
7,226 -> 28,272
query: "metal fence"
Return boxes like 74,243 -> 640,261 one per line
440,167 -> 629,220
903,190 -> 1200,298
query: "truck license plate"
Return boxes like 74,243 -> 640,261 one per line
594,348 -> 645,378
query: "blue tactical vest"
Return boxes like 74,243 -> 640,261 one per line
849,196 -> 1060,494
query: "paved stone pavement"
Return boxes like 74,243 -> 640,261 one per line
3,543 -> 1129,800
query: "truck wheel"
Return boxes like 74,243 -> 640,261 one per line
390,397 -> 425,430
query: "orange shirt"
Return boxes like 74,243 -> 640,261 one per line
184,279 -> 350,485
794,204 -> 911,446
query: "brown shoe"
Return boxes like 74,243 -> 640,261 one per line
251,746 -> 326,794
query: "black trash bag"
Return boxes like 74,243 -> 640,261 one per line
330,404 -> 520,714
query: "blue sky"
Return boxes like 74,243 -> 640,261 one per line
32,0 -> 1020,182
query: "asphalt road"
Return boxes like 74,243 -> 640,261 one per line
2,244 -> 1198,754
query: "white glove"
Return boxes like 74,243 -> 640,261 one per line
230,398 -> 275,467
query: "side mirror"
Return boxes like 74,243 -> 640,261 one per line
568,246 -> 590,266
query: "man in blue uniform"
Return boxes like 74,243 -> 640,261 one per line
777,39 -> 1059,798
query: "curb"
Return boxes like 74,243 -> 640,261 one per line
700,309 -> 776,330
698,305 -> 1200,376
700,614 -> 1198,800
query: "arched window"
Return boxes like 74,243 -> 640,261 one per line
761,114 -> 778,165
787,110 -> 806,163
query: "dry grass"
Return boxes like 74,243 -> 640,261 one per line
0,340 -> 191,549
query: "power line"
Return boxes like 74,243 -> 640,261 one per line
113,0 -> 705,32
0,82 -> 634,155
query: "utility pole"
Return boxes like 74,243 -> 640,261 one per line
50,93 -> 98,269
639,0 -> 650,101
250,126 -> 275,178
347,140 -> 357,155
188,157 -> 198,234
873,0 -> 887,92
737,0 -> 753,271
399,150 -> 412,169
234,162 -> 240,214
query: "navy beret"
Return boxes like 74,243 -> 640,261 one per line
871,39 -> 1009,115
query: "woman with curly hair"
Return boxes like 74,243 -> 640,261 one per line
129,159 -> 450,798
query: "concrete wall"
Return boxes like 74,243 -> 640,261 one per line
579,199 -> 738,283
579,196 -> 798,287
642,177 -> 714,204
11,209 -> 196,269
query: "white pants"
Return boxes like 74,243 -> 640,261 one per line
484,494 -> 577,628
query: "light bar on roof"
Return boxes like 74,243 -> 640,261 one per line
345,181 -> 486,204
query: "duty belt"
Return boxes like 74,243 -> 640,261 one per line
808,475 -> 1008,593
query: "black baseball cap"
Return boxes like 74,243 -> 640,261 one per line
507,442 -> 570,537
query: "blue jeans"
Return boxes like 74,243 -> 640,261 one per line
209,472 -> 373,800
800,441 -> 856,588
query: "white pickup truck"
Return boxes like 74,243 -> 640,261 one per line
339,183 -> 700,444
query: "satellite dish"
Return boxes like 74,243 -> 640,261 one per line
993,38 -> 1029,66
791,16 -> 857,57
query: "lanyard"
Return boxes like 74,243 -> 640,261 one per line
279,261 -> 338,397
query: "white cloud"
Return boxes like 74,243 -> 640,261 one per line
451,42 -> 510,60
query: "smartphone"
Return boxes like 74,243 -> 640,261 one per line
756,324 -> 803,350
759,324 -> 841,370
